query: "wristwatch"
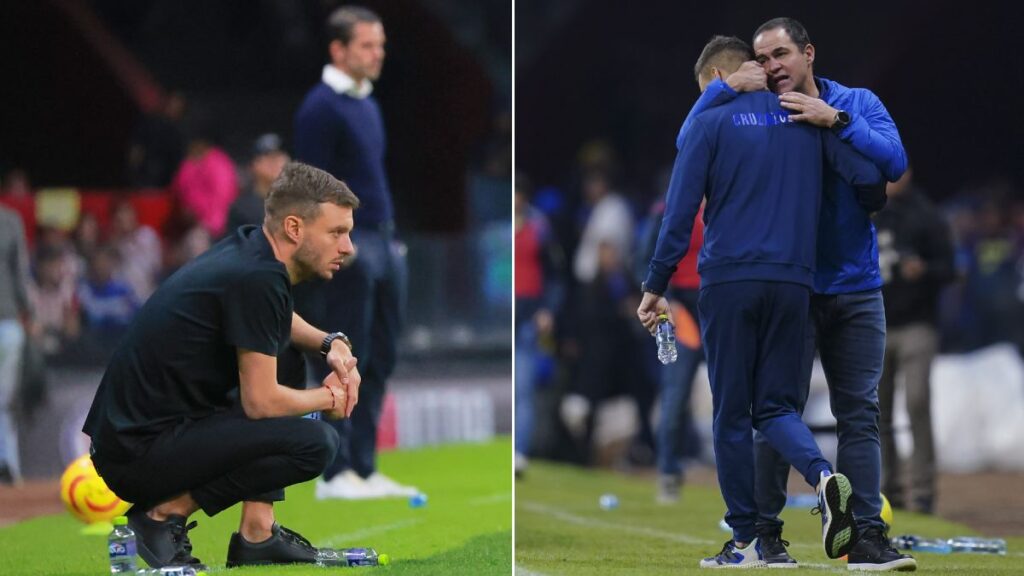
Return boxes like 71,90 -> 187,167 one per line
831,109 -> 851,132
320,332 -> 353,358
640,281 -> 662,296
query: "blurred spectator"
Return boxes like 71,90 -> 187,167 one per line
30,246 -> 80,357
72,212 -> 102,271
170,124 -> 239,239
572,171 -> 633,284
226,133 -> 289,233
127,91 -> 187,188
35,226 -> 84,296
563,241 -> 656,466
875,167 -> 955,514
514,175 -> 565,476
1,169 -> 31,199
77,245 -> 140,345
0,204 -> 33,485
109,200 -> 162,301
637,195 -> 706,503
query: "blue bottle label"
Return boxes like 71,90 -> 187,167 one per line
109,540 -> 136,559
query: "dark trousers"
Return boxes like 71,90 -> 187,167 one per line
295,228 -> 405,479
700,281 -> 831,544
92,406 -> 339,517
754,289 -> 886,533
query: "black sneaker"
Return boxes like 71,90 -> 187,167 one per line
758,527 -> 798,568
847,526 -> 917,571
126,506 -> 206,569
227,523 -> 322,567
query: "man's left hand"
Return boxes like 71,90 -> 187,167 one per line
778,92 -> 838,127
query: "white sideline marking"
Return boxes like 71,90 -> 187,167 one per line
520,501 -> 714,546
319,519 -> 422,547
468,492 -> 512,506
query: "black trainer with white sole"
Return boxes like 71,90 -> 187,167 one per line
847,527 -> 917,572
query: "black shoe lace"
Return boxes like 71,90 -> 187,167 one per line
714,540 -> 738,560
861,526 -> 898,553
278,524 -> 318,554
168,520 -> 200,564
759,530 -> 790,552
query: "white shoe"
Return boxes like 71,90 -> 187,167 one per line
699,538 -> 766,569
364,472 -> 418,497
315,470 -> 386,500
515,452 -> 528,479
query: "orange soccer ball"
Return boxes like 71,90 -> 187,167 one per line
59,455 -> 131,524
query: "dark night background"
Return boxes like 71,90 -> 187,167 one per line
0,0 -> 511,233
516,0 -> 1024,202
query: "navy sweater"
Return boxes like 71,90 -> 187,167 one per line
294,83 -> 394,227
644,91 -> 883,293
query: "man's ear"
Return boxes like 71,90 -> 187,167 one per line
804,43 -> 815,67
283,215 -> 303,244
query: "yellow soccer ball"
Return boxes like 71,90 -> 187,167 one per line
880,493 -> 894,527
59,455 -> 131,524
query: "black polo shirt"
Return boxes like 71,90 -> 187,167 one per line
84,225 -> 292,462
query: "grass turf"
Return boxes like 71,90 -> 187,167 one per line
0,438 -> 512,576
516,461 -> 1024,575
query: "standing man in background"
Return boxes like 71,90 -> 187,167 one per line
0,205 -> 33,485
227,133 -> 291,234
874,167 -> 955,515
294,5 -> 413,499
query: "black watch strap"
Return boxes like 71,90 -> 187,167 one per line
832,110 -> 851,133
641,281 -> 662,297
320,332 -> 353,358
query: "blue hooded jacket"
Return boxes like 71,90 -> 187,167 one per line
644,89 -> 884,294
672,77 -> 907,294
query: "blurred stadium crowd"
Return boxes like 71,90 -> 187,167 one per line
515,137 -> 1024,473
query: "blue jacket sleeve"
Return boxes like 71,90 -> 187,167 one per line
834,90 -> 907,182
645,120 -> 712,294
293,101 -> 336,170
675,79 -> 738,150
822,131 -> 887,212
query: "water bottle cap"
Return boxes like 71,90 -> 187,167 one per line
112,516 -> 127,526
378,553 -> 390,566
656,313 -> 670,322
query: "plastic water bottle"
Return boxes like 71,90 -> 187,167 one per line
598,494 -> 619,510
655,314 -> 678,364
316,547 -> 390,567
108,516 -> 137,573
947,537 -> 1007,555
890,534 -> 951,554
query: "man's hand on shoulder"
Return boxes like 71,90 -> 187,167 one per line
778,92 -> 839,128
725,61 -> 767,93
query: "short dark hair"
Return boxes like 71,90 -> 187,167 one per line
694,36 -> 754,83
265,162 -> 359,229
753,17 -> 811,51
326,5 -> 382,46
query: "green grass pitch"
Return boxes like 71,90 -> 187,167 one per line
0,439 -> 512,575
516,461 -> 1024,575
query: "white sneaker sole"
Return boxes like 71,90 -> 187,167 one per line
848,558 -> 918,571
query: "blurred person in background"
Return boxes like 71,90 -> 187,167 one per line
1,168 -> 32,199
35,225 -> 82,295
77,245 -> 141,350
874,166 -> 955,515
72,211 -> 102,272
127,91 -> 187,188
294,5 -> 413,499
171,122 -> 239,240
30,246 -> 81,357
110,200 -> 162,301
0,203 -> 34,485
572,171 -> 633,285
637,195 -> 706,504
566,240 -> 656,466
514,174 -> 565,477
227,133 -> 290,234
